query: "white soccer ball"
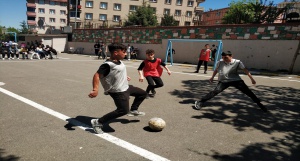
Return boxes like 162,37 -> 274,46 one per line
148,117 -> 166,131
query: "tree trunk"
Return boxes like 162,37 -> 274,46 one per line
289,40 -> 300,74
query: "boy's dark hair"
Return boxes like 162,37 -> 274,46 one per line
108,43 -> 126,53
146,49 -> 155,55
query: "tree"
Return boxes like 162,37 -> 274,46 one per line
222,0 -> 255,24
160,14 -> 178,26
250,0 -> 286,24
0,26 -> 19,41
223,0 -> 291,24
124,3 -> 158,27
19,20 -> 29,34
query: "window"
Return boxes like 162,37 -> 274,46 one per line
187,0 -> 194,7
186,11 -> 192,17
60,19 -> 66,23
86,1 -> 93,8
216,11 -> 221,16
99,14 -> 107,21
129,5 -> 137,12
176,0 -> 182,5
113,15 -> 121,22
60,10 -> 66,15
164,9 -> 170,15
38,0 -> 45,5
175,10 -> 181,16
38,17 -> 45,29
149,0 -> 157,3
51,26 -> 56,30
114,3 -> 121,11
49,18 -> 55,23
50,1 -> 55,5
175,21 -> 179,26
38,8 -> 45,14
49,9 -> 55,15
100,2 -> 107,9
184,21 -> 191,26
165,0 -> 171,4
60,2 -> 67,6
85,13 -> 93,20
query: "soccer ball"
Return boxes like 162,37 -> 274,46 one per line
148,117 -> 166,131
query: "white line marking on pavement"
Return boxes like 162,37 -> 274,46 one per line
0,87 -> 170,161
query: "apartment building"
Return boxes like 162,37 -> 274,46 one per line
27,0 -> 68,34
26,0 -> 206,33
74,0 -> 205,28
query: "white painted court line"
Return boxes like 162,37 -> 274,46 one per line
0,87 -> 170,161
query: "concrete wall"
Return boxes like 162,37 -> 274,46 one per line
19,34 -> 68,53
68,40 -> 300,73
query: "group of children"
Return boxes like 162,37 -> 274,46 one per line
89,43 -> 268,134
0,41 -> 57,60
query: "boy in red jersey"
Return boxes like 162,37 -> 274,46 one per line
138,49 -> 171,98
195,44 -> 211,74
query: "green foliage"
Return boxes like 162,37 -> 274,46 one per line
160,14 -> 178,26
124,3 -> 158,27
222,0 -> 289,24
19,20 -> 29,34
222,0 -> 255,24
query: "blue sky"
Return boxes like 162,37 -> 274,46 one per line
0,0 -> 284,29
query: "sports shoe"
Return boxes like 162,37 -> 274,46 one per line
151,89 -> 156,95
91,119 -> 103,134
257,102 -> 268,113
127,110 -> 145,117
194,101 -> 204,110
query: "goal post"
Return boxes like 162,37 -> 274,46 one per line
165,39 -> 223,70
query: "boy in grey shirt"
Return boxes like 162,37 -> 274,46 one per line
89,43 -> 148,134
195,51 -> 268,112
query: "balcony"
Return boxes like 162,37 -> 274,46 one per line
26,3 -> 36,8
193,16 -> 200,22
196,0 -> 205,3
27,20 -> 36,26
194,6 -> 204,12
50,0 -> 67,2
27,11 -> 36,17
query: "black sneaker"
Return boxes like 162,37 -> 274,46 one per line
91,119 -> 103,134
194,101 -> 204,110
151,89 -> 156,95
257,102 -> 268,113
194,71 -> 198,73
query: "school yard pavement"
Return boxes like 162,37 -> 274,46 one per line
0,53 -> 300,161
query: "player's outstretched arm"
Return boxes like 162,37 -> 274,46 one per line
138,70 -> 144,82
243,68 -> 256,85
164,66 -> 171,75
89,72 -> 100,98
209,70 -> 218,83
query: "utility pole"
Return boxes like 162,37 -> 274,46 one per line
75,0 -> 78,29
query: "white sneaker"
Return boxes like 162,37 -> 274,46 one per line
2,58 -> 4,60
127,110 -> 145,117
91,119 -> 103,134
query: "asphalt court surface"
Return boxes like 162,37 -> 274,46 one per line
1,53 -> 300,161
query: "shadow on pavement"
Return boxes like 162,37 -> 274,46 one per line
64,116 -> 140,133
0,149 -> 20,161
170,79 -> 300,161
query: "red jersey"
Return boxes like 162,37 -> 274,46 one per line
143,58 -> 163,77
199,49 -> 211,61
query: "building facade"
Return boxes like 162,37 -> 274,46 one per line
27,0 -> 68,34
26,0 -> 206,33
